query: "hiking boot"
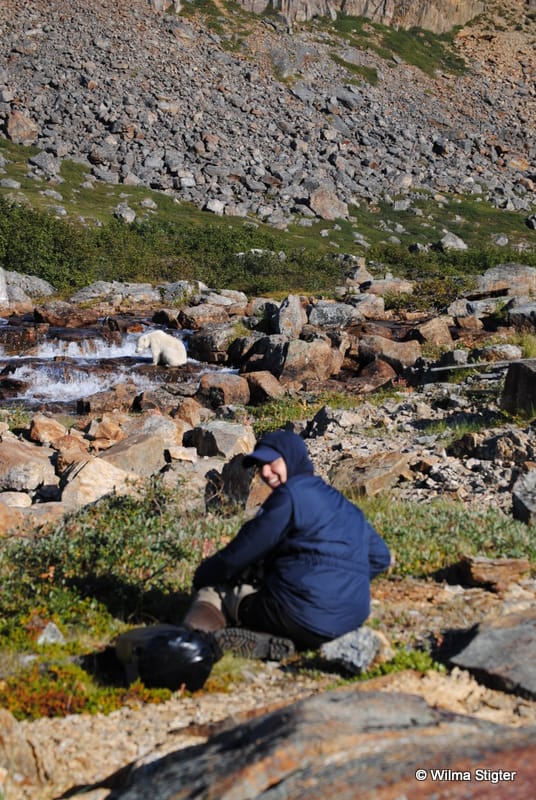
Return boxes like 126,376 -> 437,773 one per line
214,627 -> 295,661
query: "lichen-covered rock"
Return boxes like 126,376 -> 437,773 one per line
108,689 -> 536,799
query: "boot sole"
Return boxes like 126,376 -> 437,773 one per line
214,627 -> 295,660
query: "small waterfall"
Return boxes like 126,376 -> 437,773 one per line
0,327 -> 190,407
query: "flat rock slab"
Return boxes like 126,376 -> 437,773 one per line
109,689 -> 536,799
450,610 -> 536,698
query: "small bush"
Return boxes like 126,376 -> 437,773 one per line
0,479 -> 244,642
0,661 -> 171,720
358,497 -> 536,576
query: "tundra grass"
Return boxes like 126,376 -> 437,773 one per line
320,15 -> 467,76
0,478 -> 534,719
0,137 -> 535,301
329,53 -> 379,84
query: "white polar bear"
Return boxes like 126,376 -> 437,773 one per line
136,330 -> 188,367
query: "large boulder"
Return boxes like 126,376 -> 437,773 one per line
358,334 -> 422,371
329,451 -> 411,496
197,373 -> 251,408
472,263 -> 536,298
308,300 -> 362,328
238,334 -> 290,377
281,338 -> 344,382
275,294 -> 307,339
98,431 -> 172,477
108,689 -> 535,799
512,469 -> 536,524
501,360 -> 536,417
188,421 -> 256,459
60,458 -> 141,510
0,435 -> 57,493
188,322 -> 238,364
450,610 -> 536,699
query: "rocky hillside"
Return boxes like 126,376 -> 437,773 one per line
0,0 -> 534,228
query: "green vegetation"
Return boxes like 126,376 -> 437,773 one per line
176,0 -> 257,52
361,497 -> 536,576
299,643 -> 445,683
0,476 -> 534,718
329,53 -> 379,85
515,332 -> 536,359
247,391 -> 364,434
0,480 -> 246,718
0,662 -> 172,720
0,189 -> 534,306
0,480 -> 240,648
0,406 -> 31,432
324,15 -> 467,76
1,136 -> 535,305
403,413 -> 504,447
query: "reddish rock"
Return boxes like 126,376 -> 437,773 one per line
0,499 -> 24,535
171,397 -> 207,427
353,358 -> 397,392
77,381 -> 139,414
197,372 -> 250,408
457,555 -> 531,592
29,413 -> 67,446
33,302 -> 102,327
53,434 -> 91,472
243,370 -> 286,403
358,334 -> 422,371
178,304 -> 230,329
329,451 -> 412,496
281,339 -> 344,382
106,689 -> 536,800
6,110 -> 39,144
309,185 -> 349,220
415,316 -> 454,347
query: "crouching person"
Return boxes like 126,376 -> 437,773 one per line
183,429 -> 391,660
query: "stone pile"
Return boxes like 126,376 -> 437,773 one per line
2,261 -> 536,533
0,0 -> 534,228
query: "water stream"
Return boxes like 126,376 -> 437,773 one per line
0,321 -> 194,410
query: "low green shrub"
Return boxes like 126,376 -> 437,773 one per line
247,391 -> 364,434
359,497 -> 536,576
0,661 -> 171,720
0,479 -> 244,647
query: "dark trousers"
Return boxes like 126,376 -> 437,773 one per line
238,589 -> 330,651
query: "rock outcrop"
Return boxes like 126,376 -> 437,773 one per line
107,689 -> 536,799
250,0 -> 486,32
2,260 -> 536,531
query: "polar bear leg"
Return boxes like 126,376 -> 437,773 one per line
136,334 -> 149,354
150,343 -> 162,365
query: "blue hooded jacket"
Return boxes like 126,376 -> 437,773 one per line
193,430 -> 391,638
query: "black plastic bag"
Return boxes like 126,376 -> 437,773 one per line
115,624 -> 221,692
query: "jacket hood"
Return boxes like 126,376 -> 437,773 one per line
243,429 -> 314,479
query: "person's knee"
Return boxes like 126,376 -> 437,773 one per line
183,597 -> 226,632
223,584 -> 257,624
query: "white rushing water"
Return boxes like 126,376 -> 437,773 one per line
0,328 -> 190,405
6,361 -> 158,404
32,335 -> 140,360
